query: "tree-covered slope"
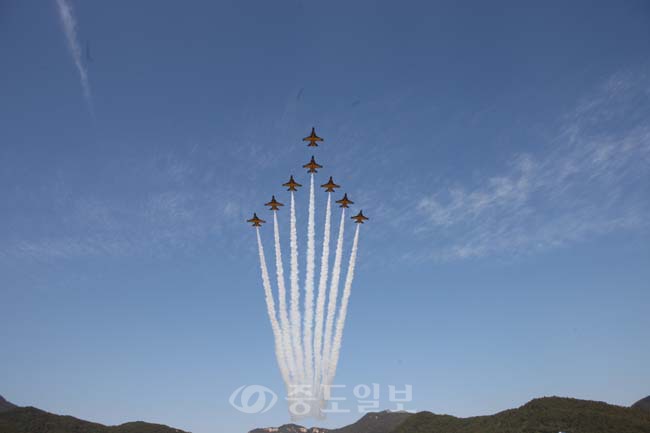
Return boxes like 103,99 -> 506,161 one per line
0,406 -> 189,433
391,397 -> 650,433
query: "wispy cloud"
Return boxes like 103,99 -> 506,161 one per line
416,70 -> 650,260
0,146 -> 256,261
0,102 -> 333,263
55,0 -> 93,113
3,69 -> 648,264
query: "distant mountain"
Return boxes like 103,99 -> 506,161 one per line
250,424 -> 328,433
632,396 -> 650,412
252,397 -> 650,433
250,412 -> 411,433
330,410 -> 412,433
0,395 -> 17,413
393,397 -> 650,433
0,400 -> 189,433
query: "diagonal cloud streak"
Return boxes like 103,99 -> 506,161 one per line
55,0 -> 93,113
416,70 -> 650,260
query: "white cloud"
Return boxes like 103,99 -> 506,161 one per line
416,70 -> 650,260
55,0 -> 93,112
0,147 -> 256,261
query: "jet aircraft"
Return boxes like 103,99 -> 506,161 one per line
351,210 -> 369,224
320,176 -> 341,192
265,196 -> 284,211
283,175 -> 302,191
303,156 -> 323,173
302,127 -> 323,147
336,193 -> 354,208
247,213 -> 266,227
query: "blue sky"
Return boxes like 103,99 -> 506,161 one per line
1,1 -> 649,432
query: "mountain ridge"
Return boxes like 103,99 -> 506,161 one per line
2,394 -> 649,433
632,396 -> 650,412
0,395 -> 17,413
251,396 -> 650,433
0,398 -> 190,433
392,396 -> 650,433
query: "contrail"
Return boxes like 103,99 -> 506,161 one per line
326,224 -> 360,386
289,192 -> 305,383
313,193 -> 332,396
303,175 -> 316,388
55,0 -> 93,113
321,208 -> 346,384
273,212 -> 296,383
256,228 -> 291,387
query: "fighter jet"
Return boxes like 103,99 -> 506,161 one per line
247,213 -> 266,227
302,127 -> 323,147
265,195 -> 284,211
351,210 -> 368,224
336,193 -> 354,208
303,156 -> 323,173
320,176 -> 341,192
283,175 -> 302,191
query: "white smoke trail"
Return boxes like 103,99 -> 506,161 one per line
303,175 -> 316,388
55,0 -> 93,113
321,208 -> 346,384
326,224 -> 360,386
256,228 -> 291,387
289,192 -> 305,382
313,194 -> 332,396
273,212 -> 296,383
